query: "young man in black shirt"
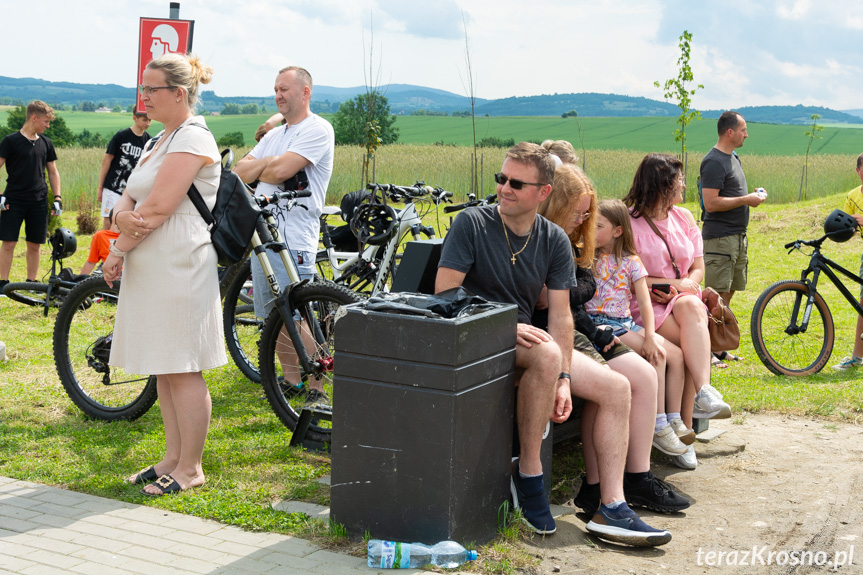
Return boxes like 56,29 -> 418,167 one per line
0,100 -> 61,288
97,112 -> 152,229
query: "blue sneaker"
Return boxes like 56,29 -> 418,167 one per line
586,502 -> 672,547
510,461 -> 556,535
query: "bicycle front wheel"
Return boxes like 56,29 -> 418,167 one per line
4,282 -> 51,307
53,276 -> 158,420
222,258 -> 262,383
259,281 -> 361,443
750,280 -> 834,376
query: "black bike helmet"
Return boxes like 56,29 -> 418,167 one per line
824,209 -> 858,243
350,202 -> 397,246
50,227 -> 77,259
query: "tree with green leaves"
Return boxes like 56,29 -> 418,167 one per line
798,113 -> 823,201
655,30 -> 703,197
332,92 -> 398,147
217,131 -> 245,148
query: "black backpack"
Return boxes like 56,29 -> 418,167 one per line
187,148 -> 261,267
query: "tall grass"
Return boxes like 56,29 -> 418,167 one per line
5,145 -> 858,211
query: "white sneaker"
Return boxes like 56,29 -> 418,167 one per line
652,424 -> 689,455
693,384 -> 731,419
671,444 -> 697,470
668,418 -> 696,445
833,356 -> 863,370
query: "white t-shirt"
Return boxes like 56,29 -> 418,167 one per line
249,113 -> 334,254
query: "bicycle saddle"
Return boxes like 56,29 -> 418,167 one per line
824,209 -> 858,242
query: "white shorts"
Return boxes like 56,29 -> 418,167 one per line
100,189 -> 122,218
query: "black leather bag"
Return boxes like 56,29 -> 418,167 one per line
187,149 -> 261,266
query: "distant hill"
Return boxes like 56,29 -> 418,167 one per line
474,92 -> 679,117
1,75 -> 860,126
701,105 -> 863,126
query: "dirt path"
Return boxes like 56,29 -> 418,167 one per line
525,413 -> 863,574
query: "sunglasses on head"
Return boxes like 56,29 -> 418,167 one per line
494,172 -> 546,190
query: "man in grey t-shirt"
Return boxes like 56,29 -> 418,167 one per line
437,142 -> 574,536
700,112 -> 766,355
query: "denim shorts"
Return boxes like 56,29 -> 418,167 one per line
251,249 -> 315,318
588,313 -> 643,334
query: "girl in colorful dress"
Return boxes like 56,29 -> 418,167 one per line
585,200 -> 694,457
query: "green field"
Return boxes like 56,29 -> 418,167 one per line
2,108 -> 863,156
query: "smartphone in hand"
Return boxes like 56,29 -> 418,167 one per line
652,283 -> 672,294
612,327 -> 628,337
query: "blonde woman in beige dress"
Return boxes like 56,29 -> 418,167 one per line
102,53 -> 226,496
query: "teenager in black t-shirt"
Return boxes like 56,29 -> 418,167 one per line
0,100 -> 61,287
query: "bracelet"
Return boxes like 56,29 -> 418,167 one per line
54,195 -> 62,199
113,210 -> 127,227
108,239 -> 126,258
558,372 -> 571,381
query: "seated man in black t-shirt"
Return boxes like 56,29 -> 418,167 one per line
436,142 -> 574,535
0,100 -> 61,289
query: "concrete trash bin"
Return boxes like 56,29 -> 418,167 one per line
330,297 -> 518,544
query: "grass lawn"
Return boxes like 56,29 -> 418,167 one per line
1,194 -> 862,573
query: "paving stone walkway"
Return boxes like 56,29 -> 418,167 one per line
0,476 -> 442,575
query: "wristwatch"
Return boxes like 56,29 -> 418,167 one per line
108,239 -> 127,258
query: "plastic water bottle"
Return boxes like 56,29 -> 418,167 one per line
367,539 -> 478,569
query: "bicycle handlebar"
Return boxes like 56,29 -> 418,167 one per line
254,189 -> 313,208
443,193 -> 498,214
366,182 -> 454,204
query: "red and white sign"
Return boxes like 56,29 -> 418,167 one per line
136,18 -> 195,113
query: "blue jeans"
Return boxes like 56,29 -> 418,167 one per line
588,313 -> 643,334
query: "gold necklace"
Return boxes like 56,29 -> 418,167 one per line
500,210 -> 534,265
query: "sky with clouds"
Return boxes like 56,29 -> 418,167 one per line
4,0 -> 861,110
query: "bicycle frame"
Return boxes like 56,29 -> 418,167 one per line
789,244 -> 863,334
318,201 -> 432,295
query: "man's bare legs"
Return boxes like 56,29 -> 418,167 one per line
25,241 -> 40,280
0,241 -> 16,281
514,339 -> 561,476
570,350 -> 630,504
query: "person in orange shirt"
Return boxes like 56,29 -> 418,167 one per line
79,226 -> 120,275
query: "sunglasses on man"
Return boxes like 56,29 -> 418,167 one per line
494,172 -> 547,190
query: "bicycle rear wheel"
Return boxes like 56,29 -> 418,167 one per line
4,282 -> 51,307
53,276 -> 158,420
750,280 -> 834,376
222,258 -> 262,383
258,281 -> 361,444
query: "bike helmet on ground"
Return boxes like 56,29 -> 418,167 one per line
824,209 -> 858,243
50,228 -> 77,259
350,202 -> 397,246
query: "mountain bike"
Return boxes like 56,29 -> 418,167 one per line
217,188 -> 362,444
4,228 -> 87,316
315,182 -> 452,296
751,212 -> 862,376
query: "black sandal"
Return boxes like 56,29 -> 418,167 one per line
715,351 -> 744,362
127,465 -> 158,485
141,474 -> 184,497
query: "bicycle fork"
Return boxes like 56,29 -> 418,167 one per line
788,268 -> 821,335
251,218 -> 328,382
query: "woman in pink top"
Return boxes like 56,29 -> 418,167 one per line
624,154 -> 731,468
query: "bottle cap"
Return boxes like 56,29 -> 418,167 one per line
468,550 -> 478,561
